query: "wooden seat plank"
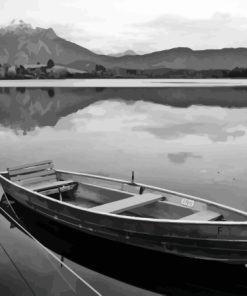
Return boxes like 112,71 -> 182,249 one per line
19,175 -> 57,186
11,169 -> 56,182
90,193 -> 163,214
7,160 -> 77,198
38,184 -> 75,196
28,180 -> 75,192
9,163 -> 54,177
180,210 -> 221,221
8,160 -> 52,171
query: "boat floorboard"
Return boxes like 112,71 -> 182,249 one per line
180,210 -> 222,221
66,199 -> 98,208
90,193 -> 163,214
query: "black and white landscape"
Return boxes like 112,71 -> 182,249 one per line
2,1 -> 247,296
1,20 -> 247,78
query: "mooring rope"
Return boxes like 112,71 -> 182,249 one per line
0,201 -> 103,296
0,243 -> 36,295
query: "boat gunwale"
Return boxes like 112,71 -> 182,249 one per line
2,207 -> 247,265
1,170 -> 247,225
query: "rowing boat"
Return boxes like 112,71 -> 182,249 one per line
1,160 -> 247,264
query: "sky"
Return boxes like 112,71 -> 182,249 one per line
1,0 -> 247,53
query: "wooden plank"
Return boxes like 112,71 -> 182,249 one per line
8,163 -> 54,176
90,193 -> 163,214
28,180 -> 75,191
8,160 -> 53,172
20,175 -> 57,186
180,210 -> 221,221
11,169 -> 56,182
39,188 -> 60,196
39,184 -> 75,196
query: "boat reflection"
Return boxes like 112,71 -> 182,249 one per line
0,201 -> 101,296
0,194 -> 160,296
1,194 -> 247,296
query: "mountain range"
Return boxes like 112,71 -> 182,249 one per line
1,20 -> 247,71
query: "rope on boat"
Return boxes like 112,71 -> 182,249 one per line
1,192 -> 20,221
0,196 -> 103,296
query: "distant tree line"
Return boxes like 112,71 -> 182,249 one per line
2,60 -> 247,79
93,66 -> 247,78
0,59 -> 91,79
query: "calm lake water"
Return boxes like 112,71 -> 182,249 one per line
2,86 -> 247,295
2,78 -> 247,87
1,87 -> 247,210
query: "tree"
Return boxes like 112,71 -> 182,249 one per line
95,64 -> 106,72
18,65 -> 25,75
47,59 -> 55,69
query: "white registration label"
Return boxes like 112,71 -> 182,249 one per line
181,198 -> 194,208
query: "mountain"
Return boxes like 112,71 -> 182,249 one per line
0,20 -> 98,71
1,20 -> 247,71
68,47 -> 247,71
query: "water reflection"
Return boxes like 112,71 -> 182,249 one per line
167,152 -> 202,164
2,87 -> 247,133
2,199 -> 247,296
2,87 -> 247,295
0,201 -> 161,296
0,203 -> 100,296
1,87 -> 247,212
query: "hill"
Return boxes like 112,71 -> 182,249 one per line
1,20 -> 247,71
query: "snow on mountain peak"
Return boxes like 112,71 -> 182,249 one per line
0,20 -> 38,36
4,19 -> 33,31
0,20 -> 57,39
9,19 -> 33,28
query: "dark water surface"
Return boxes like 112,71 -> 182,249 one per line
2,198 -> 247,296
1,86 -> 247,294
0,201 -> 100,296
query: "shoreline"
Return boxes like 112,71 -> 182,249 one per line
1,78 -> 247,87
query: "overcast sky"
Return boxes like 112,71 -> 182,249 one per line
1,0 -> 247,53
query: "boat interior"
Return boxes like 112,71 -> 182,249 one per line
5,160 -> 247,222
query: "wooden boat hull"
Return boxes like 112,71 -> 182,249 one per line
1,172 -> 247,264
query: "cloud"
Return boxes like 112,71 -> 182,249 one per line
167,152 -> 202,164
51,12 -> 247,52
132,13 -> 247,49
2,0 -> 247,52
131,104 -> 247,143
51,23 -> 92,44
135,122 -> 246,142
